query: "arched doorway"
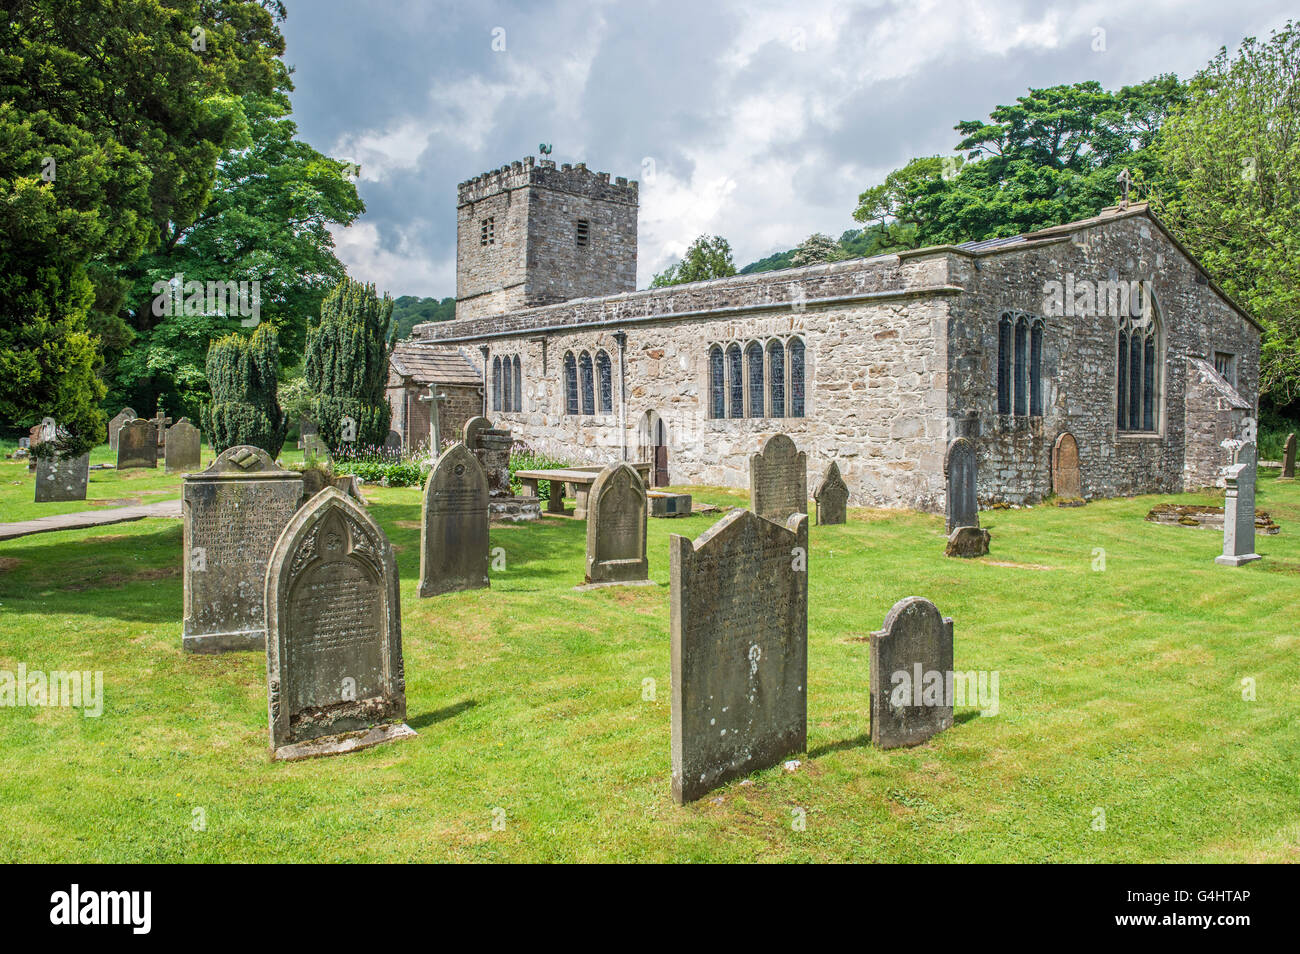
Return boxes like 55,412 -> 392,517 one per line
638,410 -> 669,487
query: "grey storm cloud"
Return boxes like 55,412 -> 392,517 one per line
278,0 -> 1295,297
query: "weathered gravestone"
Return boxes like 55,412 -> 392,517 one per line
670,508 -> 808,804
34,453 -> 90,503
945,525 -> 990,558
265,487 -> 414,760
296,416 -> 318,450
182,445 -> 303,653
944,437 -> 978,534
116,419 -> 158,469
813,461 -> 849,525
1216,442 -> 1261,567
108,407 -> 136,453
150,409 -> 172,460
164,419 -> 201,474
1281,433 -> 1296,480
584,463 -> 649,585
869,597 -> 955,748
1051,431 -> 1083,499
28,417 -> 56,472
462,416 -> 492,451
418,442 -> 489,597
749,433 -> 807,524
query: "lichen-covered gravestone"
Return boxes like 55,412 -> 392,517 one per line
418,442 -> 489,597
34,453 -> 89,503
164,419 -> 201,474
182,445 -> 303,653
1281,433 -> 1296,481
813,461 -> 849,525
944,437 -> 978,533
749,433 -> 807,524
116,419 -> 158,470
107,407 -> 136,453
584,463 -> 649,585
1216,441 -> 1261,567
670,508 -> 809,804
1051,431 -> 1083,499
869,597 -> 955,748
265,487 -> 414,760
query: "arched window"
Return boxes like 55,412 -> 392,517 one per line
726,344 -> 743,418
997,314 -> 1012,415
1029,319 -> 1044,417
579,351 -> 594,415
492,356 -> 502,412
768,339 -> 785,419
564,352 -> 578,415
708,346 -> 724,419
1117,299 -> 1161,433
1014,315 -> 1029,417
596,350 -> 613,413
512,355 -> 522,412
501,355 -> 511,414
789,337 -> 806,418
746,341 -> 764,417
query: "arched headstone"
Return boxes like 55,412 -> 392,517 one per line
265,487 -> 413,759
749,433 -> 807,524
584,463 -> 648,585
943,438 -> 978,533
116,419 -> 158,470
164,419 -> 201,473
462,416 -> 492,451
869,597 -> 955,748
419,442 -> 489,597
1051,431 -> 1083,499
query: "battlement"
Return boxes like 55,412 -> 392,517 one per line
458,156 -> 638,207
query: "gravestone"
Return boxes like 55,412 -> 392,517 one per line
477,428 -> 514,498
302,433 -> 329,460
945,526 -> 990,558
34,453 -> 89,503
670,508 -> 809,804
749,434 -> 807,524
813,461 -> 849,525
462,416 -> 492,451
1216,441 -> 1261,567
164,419 -> 201,473
418,442 -> 489,597
108,407 -> 136,453
869,597 -> 955,748
1282,433 -> 1296,480
944,437 -> 978,533
1051,431 -> 1083,499
584,463 -> 649,585
296,416 -> 318,450
150,409 -> 172,460
182,445 -> 303,653
28,417 -> 56,472
116,419 -> 158,469
265,487 -> 413,760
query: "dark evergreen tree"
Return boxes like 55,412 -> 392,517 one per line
204,323 -> 287,456
304,278 -> 394,450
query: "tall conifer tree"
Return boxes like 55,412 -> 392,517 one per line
304,278 -> 394,450
204,323 -> 287,455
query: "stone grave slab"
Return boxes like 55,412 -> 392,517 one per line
1051,431 -> 1083,499
34,453 -> 89,503
164,419 -> 201,473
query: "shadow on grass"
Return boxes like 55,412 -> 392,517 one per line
808,731 -> 872,758
408,699 -> 477,729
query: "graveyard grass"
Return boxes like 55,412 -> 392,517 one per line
1,444 -> 1298,862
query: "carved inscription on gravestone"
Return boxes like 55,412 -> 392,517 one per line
585,463 -> 649,584
419,442 -> 489,597
670,508 -> 809,804
116,419 -> 158,470
266,488 -> 412,760
182,445 -> 303,653
749,433 -> 807,524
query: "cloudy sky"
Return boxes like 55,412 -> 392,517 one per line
279,0 -> 1293,299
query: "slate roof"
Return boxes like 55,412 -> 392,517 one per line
389,341 -> 482,386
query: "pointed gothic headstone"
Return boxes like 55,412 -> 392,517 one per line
749,433 -> 807,524
584,463 -> 649,585
418,442 -> 489,597
265,487 -> 413,760
813,461 -> 849,525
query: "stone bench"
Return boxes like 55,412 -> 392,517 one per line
515,462 -> 652,518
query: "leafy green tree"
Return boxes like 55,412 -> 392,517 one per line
1155,22 -> 1300,403
391,295 -> 456,340
650,235 -> 737,286
205,323 -> 287,456
791,233 -> 849,267
304,278 -> 394,450
112,90 -> 365,419
0,0 -> 286,453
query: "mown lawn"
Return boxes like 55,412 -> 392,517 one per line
0,446 -> 1297,862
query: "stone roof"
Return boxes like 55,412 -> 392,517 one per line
1187,356 -> 1251,411
389,341 -> 481,386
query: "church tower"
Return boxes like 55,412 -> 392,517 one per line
455,156 -> 639,320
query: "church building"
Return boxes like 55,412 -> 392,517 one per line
391,154 -> 1260,510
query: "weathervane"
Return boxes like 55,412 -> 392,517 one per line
539,143 -> 553,156
1116,168 -> 1132,210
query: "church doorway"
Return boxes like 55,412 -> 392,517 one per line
638,410 -> 670,487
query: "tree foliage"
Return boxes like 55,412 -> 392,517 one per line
1155,22 -> 1300,403
650,235 -> 737,286
204,322 -> 286,456
304,278 -> 394,450
790,233 -> 848,267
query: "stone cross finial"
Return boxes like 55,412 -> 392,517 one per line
1116,168 -> 1132,209
418,389 -> 447,452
